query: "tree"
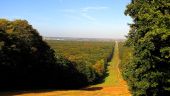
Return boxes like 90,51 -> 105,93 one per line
124,0 -> 170,96
0,19 -> 58,89
0,19 -> 89,90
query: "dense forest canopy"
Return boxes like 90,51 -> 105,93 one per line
0,19 -> 114,90
47,40 -> 114,83
124,0 -> 170,96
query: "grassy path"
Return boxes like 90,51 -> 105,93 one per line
89,41 -> 131,96
1,41 -> 131,96
92,41 -> 121,87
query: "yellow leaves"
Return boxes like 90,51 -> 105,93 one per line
6,28 -> 13,33
0,19 -> 30,34
0,19 -> 8,29
93,60 -> 105,76
12,20 -> 29,28
0,19 -> 8,25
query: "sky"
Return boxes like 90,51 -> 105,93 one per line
0,0 -> 132,39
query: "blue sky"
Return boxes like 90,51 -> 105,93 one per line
0,0 -> 132,39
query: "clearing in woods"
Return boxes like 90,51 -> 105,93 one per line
1,41 -> 131,96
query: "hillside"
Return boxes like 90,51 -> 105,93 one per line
0,41 -> 131,96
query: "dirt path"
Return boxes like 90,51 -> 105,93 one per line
1,41 -> 131,96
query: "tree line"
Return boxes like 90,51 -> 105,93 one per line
0,19 -> 114,90
123,0 -> 170,96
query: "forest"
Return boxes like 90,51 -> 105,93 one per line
47,40 -> 114,83
0,19 -> 115,90
0,0 -> 169,96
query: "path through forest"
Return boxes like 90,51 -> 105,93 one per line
1,41 -> 131,96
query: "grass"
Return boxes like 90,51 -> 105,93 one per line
94,41 -> 120,87
118,42 -> 132,73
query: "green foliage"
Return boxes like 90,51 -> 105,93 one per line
124,0 -> 170,95
0,19 -> 89,90
118,42 -> 132,73
47,40 -> 114,84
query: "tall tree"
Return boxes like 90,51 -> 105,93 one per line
124,0 -> 170,95
0,19 -> 89,89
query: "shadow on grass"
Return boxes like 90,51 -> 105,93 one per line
81,87 -> 103,91
0,87 -> 103,96
93,46 -> 114,85
0,89 -> 58,96
92,65 -> 109,85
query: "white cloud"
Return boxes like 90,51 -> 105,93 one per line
81,6 -> 108,12
80,6 -> 109,21
61,6 -> 109,22
61,9 -> 82,21
81,12 -> 96,21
